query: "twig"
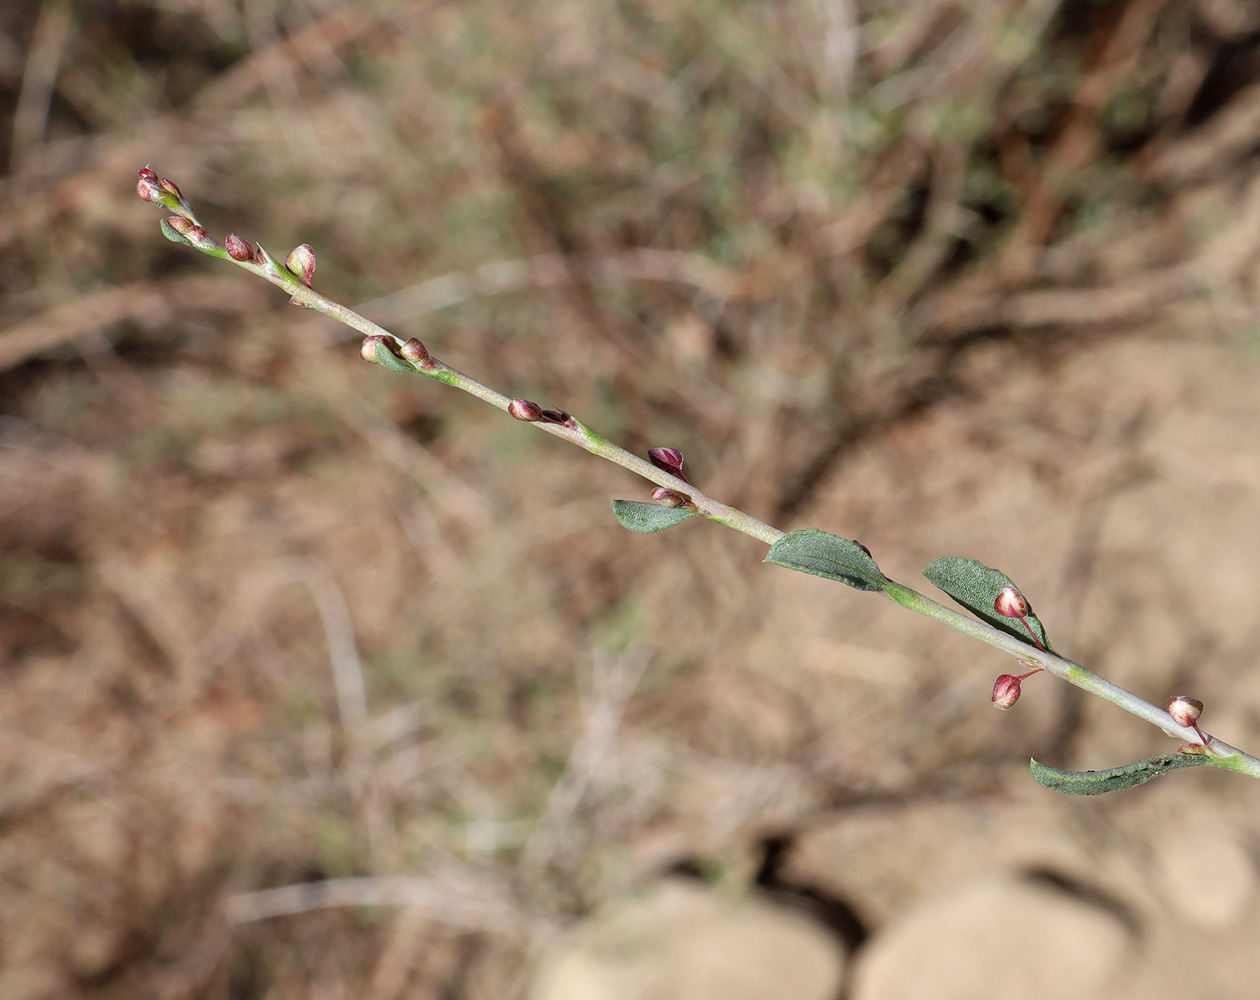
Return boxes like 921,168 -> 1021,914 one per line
135,168 -> 1260,786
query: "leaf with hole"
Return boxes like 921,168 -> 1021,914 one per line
612,499 -> 697,533
1029,752 -> 1211,795
765,529 -> 889,592
923,557 -> 1053,651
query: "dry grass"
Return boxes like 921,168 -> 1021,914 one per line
4,1 -> 1260,997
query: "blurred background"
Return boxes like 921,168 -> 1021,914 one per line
4,0 -> 1260,996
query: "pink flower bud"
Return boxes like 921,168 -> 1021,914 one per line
994,584 -> 1030,619
158,177 -> 183,200
165,216 -> 193,235
1166,696 -> 1203,728
651,487 -> 689,508
539,408 -> 571,425
360,335 -> 391,363
225,234 -> 253,261
648,447 -> 688,482
137,168 -> 161,202
509,398 -> 543,421
992,674 -> 1022,710
399,338 -> 431,366
285,244 -> 316,286
187,225 -> 209,244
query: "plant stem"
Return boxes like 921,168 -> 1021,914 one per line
145,186 -> 1260,783
882,582 -> 1260,778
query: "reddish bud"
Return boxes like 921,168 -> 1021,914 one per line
651,487 -> 690,508
137,168 -> 161,201
509,398 -> 543,422
399,338 -> 431,366
165,216 -> 193,235
285,244 -> 317,286
360,335 -> 391,363
648,447 -> 689,482
225,234 -> 253,261
992,674 -> 1022,710
1166,696 -> 1204,728
158,177 -> 183,200
187,225 -> 210,244
994,585 -> 1030,619
539,408 -> 571,425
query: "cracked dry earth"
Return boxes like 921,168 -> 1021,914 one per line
531,332 -> 1260,1000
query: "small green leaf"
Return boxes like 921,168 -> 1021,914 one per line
1030,752 -> 1211,795
612,499 -> 697,533
923,557 -> 1053,651
765,529 -> 888,592
373,340 -> 420,373
159,218 -> 191,245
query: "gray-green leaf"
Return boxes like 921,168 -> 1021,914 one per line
1029,752 -> 1211,795
765,529 -> 888,592
923,557 -> 1053,651
612,499 -> 697,533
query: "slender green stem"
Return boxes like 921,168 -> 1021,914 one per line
143,180 -> 1260,784
883,581 -> 1260,778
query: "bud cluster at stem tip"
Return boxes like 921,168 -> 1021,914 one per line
138,167 -> 196,223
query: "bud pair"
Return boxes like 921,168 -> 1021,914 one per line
138,168 -> 196,222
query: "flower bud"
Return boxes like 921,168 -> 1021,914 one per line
187,225 -> 210,245
648,447 -> 689,482
158,177 -> 183,200
651,487 -> 689,508
361,335 -> 391,364
509,398 -> 543,422
285,244 -> 317,287
1166,696 -> 1203,728
165,216 -> 193,235
992,673 -> 1022,710
539,408 -> 571,425
399,338 -> 431,366
225,234 -> 253,261
994,584 -> 1030,619
137,167 -> 161,202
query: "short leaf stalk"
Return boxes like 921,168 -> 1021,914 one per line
137,168 -> 1260,791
